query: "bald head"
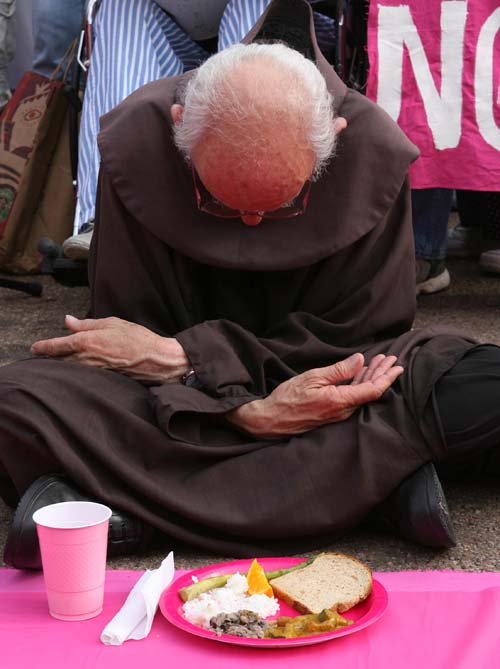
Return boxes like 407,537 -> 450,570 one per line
172,43 -> 343,225
192,59 -> 315,223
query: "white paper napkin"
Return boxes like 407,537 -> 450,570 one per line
100,551 -> 175,645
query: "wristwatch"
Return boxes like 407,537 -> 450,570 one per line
181,369 -> 204,389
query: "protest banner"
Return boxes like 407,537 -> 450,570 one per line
366,0 -> 500,190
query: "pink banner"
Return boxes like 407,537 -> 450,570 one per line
366,0 -> 500,190
2,568 -> 500,667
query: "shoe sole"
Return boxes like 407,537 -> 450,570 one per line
422,464 -> 457,548
416,268 -> 451,296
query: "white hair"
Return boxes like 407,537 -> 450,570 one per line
173,43 -> 336,179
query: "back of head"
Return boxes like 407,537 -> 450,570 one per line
174,43 -> 337,180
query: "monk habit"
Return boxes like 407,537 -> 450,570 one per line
0,8 -> 476,555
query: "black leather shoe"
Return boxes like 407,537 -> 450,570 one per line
3,474 -> 155,570
368,463 -> 457,548
254,0 -> 315,60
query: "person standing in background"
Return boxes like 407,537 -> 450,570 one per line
60,0 -> 338,259
448,190 -> 500,275
365,0 -> 500,293
0,0 -> 15,111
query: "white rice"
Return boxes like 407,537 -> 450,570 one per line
182,573 -> 280,628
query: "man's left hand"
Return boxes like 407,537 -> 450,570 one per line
31,315 -> 190,383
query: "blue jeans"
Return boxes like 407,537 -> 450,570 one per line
412,188 -> 453,261
32,0 -> 85,78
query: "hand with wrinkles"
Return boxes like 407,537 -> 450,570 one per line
226,352 -> 404,438
31,315 -> 190,383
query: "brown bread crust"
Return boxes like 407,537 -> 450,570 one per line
269,552 -> 373,614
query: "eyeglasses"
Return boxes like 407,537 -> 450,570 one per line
191,166 -> 311,220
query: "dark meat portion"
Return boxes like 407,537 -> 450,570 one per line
209,610 -> 269,638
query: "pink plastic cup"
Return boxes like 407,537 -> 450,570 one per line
33,501 -> 112,621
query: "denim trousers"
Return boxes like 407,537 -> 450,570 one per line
412,188 -> 453,262
31,0 -> 85,78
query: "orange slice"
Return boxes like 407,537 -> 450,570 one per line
246,558 -> 274,598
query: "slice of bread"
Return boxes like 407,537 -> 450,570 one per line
269,552 -> 372,614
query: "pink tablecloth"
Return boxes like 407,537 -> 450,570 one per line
1,568 -> 499,668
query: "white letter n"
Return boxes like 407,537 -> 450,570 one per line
376,1 -> 467,150
475,7 -> 500,151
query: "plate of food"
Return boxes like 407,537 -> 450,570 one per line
159,552 -> 388,648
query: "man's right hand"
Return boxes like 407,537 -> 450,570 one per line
226,353 -> 404,439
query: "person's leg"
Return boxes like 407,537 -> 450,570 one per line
0,358 -> 158,500
0,0 -> 15,110
66,0 -> 211,256
448,190 -> 481,257
413,188 -> 453,261
0,358 -> 161,568
72,0 -> 180,240
448,190 -> 500,259
370,343 -> 500,548
412,187 -> 453,296
478,193 -> 500,275
435,344 -> 500,480
31,0 -> 85,78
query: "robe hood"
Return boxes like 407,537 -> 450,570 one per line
97,0 -> 419,271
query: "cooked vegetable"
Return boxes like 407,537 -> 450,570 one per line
265,608 -> 353,639
178,557 -> 316,602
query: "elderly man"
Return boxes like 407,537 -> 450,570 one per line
2,0 -> 500,569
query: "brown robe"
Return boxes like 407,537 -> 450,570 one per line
0,5 -> 476,555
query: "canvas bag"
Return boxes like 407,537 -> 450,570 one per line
0,54 -> 76,273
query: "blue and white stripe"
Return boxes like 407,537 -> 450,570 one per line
75,0 -> 336,233
76,0 -> 209,232
218,0 -> 270,50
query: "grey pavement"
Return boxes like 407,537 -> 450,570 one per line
1,253 -> 499,573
